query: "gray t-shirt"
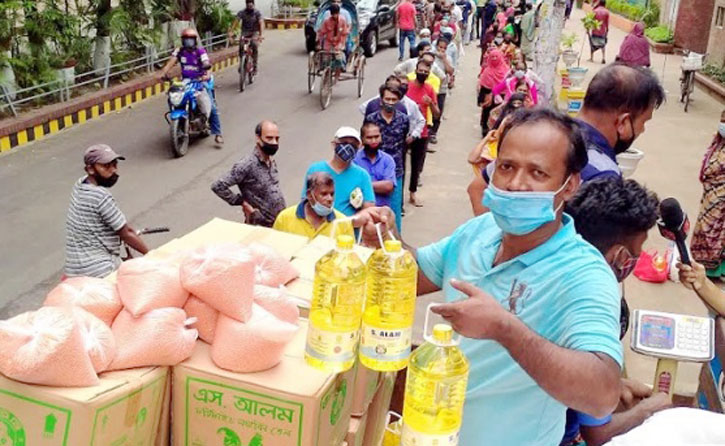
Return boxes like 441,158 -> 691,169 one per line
64,177 -> 127,278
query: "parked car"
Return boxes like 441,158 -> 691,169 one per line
305,0 -> 398,57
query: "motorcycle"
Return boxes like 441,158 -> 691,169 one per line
164,77 -> 214,158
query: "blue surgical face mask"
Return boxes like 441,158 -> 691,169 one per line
310,196 -> 334,217
482,174 -> 571,235
719,122 -> 725,138
335,143 -> 357,163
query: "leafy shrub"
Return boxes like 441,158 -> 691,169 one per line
196,0 -> 235,36
644,25 -> 673,43
606,0 -> 659,28
702,64 -> 725,86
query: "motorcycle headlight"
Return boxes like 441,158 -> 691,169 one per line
168,91 -> 185,106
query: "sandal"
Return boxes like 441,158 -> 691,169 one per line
215,135 -> 224,145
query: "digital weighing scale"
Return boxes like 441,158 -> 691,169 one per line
631,310 -> 715,398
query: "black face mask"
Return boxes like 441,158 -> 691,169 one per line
182,38 -> 196,49
613,119 -> 636,154
399,84 -> 409,95
260,142 -> 279,156
382,102 -> 396,113
416,72 -> 428,84
94,173 -> 119,188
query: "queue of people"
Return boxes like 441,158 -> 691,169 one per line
59,2 -> 725,445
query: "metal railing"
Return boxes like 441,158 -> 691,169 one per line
0,32 -> 231,118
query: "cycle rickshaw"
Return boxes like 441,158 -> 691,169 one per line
307,0 -> 366,110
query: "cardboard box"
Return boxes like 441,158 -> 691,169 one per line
292,236 -> 374,282
351,365 -> 380,417
284,278 -> 314,316
361,372 -> 396,446
0,366 -> 169,446
345,413 -> 369,446
241,227 -> 309,260
174,218 -> 258,250
172,331 -> 355,446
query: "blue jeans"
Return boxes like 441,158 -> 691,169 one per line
207,88 -> 222,136
399,30 -> 416,60
391,175 -> 404,232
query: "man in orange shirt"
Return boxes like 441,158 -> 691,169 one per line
317,3 -> 351,77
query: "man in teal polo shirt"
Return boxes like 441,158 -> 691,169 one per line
302,126 -> 376,217
404,109 -> 623,445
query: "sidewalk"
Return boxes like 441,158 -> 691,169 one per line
408,7 -> 724,399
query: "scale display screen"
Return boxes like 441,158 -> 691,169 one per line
640,315 -> 676,349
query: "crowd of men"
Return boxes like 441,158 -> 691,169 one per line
61,0 -> 725,444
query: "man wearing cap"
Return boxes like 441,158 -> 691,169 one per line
64,145 -> 149,278
301,126 -> 376,218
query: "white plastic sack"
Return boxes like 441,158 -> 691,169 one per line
605,408 -> 725,446
71,308 -> 116,373
0,307 -> 98,386
253,285 -> 299,324
109,308 -> 197,370
116,257 -> 189,317
248,243 -> 300,287
180,243 -> 255,322
44,276 -> 122,326
183,296 -> 218,344
211,304 -> 299,373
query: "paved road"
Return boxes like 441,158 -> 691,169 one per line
0,30 -> 403,318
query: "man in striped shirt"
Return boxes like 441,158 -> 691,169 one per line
64,144 -> 148,278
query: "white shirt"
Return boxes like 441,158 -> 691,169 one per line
358,95 -> 426,139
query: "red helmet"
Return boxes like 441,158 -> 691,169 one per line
181,28 -> 199,39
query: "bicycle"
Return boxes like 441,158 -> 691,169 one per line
679,51 -> 705,113
122,227 -> 170,260
238,35 -> 262,92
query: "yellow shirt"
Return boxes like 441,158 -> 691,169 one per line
406,72 -> 441,125
273,202 -> 354,240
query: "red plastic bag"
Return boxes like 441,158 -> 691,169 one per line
633,249 -> 669,283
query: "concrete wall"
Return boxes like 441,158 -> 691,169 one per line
707,0 -> 725,67
674,0 -> 715,53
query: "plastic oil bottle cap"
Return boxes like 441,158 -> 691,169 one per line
432,324 -> 453,344
384,240 -> 402,252
336,234 -> 354,250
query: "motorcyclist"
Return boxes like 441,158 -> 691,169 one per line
228,0 -> 264,73
159,28 -> 224,145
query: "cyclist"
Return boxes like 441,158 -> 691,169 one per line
229,0 -> 265,73
159,28 -> 224,145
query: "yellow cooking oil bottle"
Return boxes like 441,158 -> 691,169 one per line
359,239 -> 417,371
305,235 -> 366,373
401,314 -> 469,446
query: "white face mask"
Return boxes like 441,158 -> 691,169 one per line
719,122 -> 725,138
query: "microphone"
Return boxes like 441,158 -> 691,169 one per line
657,198 -> 691,265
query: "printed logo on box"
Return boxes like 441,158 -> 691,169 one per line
0,391 -> 71,446
186,377 -> 304,446
0,407 -> 26,446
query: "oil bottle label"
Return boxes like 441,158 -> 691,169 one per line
359,323 -> 412,362
401,424 -> 459,446
305,323 -> 360,363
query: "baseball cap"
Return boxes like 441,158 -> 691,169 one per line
84,144 -> 125,165
334,126 -> 361,143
